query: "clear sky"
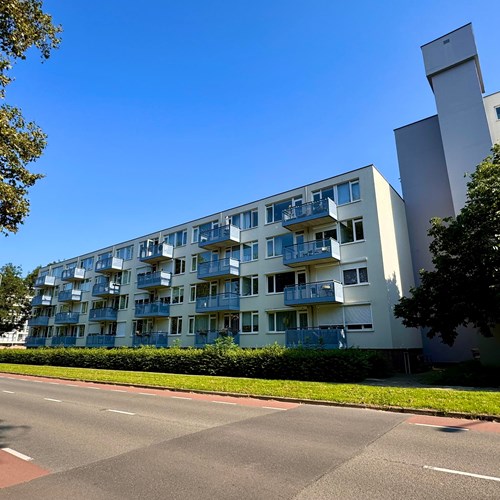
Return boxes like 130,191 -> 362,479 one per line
1,0 -> 499,274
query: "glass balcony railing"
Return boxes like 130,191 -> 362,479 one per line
195,293 -> 240,313
34,275 -> 56,288
54,312 -> 80,324
139,243 -> 173,263
134,301 -> 170,318
199,224 -> 240,249
197,258 -> 240,280
132,332 -> 175,348
284,280 -> 344,306
86,335 -> 116,348
285,327 -> 347,349
25,336 -> 48,347
58,289 -> 83,302
88,307 -> 118,322
31,295 -> 53,307
27,316 -> 50,327
283,239 -> 340,267
61,267 -> 86,281
51,336 -> 77,347
95,257 -> 123,273
137,271 -> 172,290
92,282 -> 120,297
282,198 -> 337,231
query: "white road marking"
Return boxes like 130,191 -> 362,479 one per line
1,448 -> 33,461
106,409 -> 136,415
44,398 -> 62,403
66,384 -> 79,387
87,387 -> 101,390
171,396 -> 192,400
424,466 -> 500,482
48,382 -> 60,385
111,389 -> 127,393
138,392 -> 157,396
412,423 -> 469,431
262,406 -> 287,410
212,401 -> 237,405
2,390 -> 15,394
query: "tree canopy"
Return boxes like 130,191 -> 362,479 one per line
394,145 -> 500,346
0,0 -> 62,235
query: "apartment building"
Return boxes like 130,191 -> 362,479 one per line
28,165 -> 421,356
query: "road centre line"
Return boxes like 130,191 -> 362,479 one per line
66,384 -> 78,387
111,389 -> 127,393
424,466 -> 500,482
106,409 -> 136,415
412,423 -> 469,431
138,392 -> 157,396
2,390 -> 15,394
212,401 -> 237,405
1,448 -> 33,461
48,382 -> 60,385
262,406 -> 287,410
44,398 -> 62,403
171,396 -> 192,400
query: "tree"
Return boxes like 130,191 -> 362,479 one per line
0,1 -> 62,235
0,263 -> 38,333
394,145 -> 500,346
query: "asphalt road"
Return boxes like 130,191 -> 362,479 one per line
0,374 -> 499,499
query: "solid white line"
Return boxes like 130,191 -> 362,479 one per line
262,406 -> 287,411
138,392 -> 157,396
412,423 -> 469,431
2,390 -> 15,394
1,448 -> 33,461
171,396 -> 192,400
212,401 -> 237,405
106,409 -> 136,415
424,466 -> 500,482
44,398 -> 62,403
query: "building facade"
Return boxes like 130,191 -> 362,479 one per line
28,165 -> 420,355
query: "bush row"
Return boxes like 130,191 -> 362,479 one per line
0,344 -> 388,383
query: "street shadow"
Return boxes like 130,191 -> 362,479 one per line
0,419 -> 31,449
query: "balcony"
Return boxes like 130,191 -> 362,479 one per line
89,307 -> 118,322
54,312 -> 80,324
282,198 -> 337,231
194,331 -> 240,348
86,335 -> 116,348
284,280 -> 344,307
137,271 -> 172,290
51,336 -> 77,347
198,224 -> 240,250
61,267 -> 86,281
31,294 -> 52,307
139,243 -> 173,264
27,316 -> 50,327
197,258 -> 240,280
195,293 -> 240,313
25,336 -> 48,348
95,256 -> 123,274
134,301 -> 170,318
58,289 -> 83,302
133,332 -> 176,348
92,282 -> 120,297
283,239 -> 341,267
34,275 -> 56,288
285,327 -> 347,349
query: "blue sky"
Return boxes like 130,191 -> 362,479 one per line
2,0 -> 499,274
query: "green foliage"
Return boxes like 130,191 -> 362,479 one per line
394,145 -> 500,345
0,1 -> 62,235
420,361 -> 500,388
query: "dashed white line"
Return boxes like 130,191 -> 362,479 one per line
262,406 -> 287,411
111,389 -> 127,393
87,387 -> 101,390
66,384 -> 79,387
48,382 -> 60,385
171,396 -> 192,400
138,392 -> 157,396
424,466 -> 500,482
212,401 -> 237,405
106,409 -> 136,415
2,390 -> 15,394
44,398 -> 62,403
1,448 -> 33,461
412,423 -> 469,431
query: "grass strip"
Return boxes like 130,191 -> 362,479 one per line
1,363 -> 499,417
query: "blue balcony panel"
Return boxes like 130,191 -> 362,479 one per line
283,239 -> 341,267
285,328 -> 347,349
194,330 -> 240,348
25,337 -> 48,347
61,267 -> 86,281
139,243 -> 174,264
137,271 -> 172,290
58,289 -> 83,302
92,283 -> 120,297
31,295 -> 53,307
284,281 -> 344,306
34,275 -> 56,288
134,302 -> 170,318
86,335 -> 116,348
282,198 -> 337,231
198,224 -> 241,250
51,336 -> 77,347
95,257 -> 123,274
195,293 -> 240,313
54,312 -> 80,324
197,258 -> 240,280
28,316 -> 50,327
88,308 -> 118,322
133,332 -> 178,348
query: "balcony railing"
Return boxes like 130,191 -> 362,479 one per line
31,294 -> 53,307
27,316 -> 50,327
54,312 -> 80,324
51,336 -> 77,347
198,224 -> 241,250
34,275 -> 56,288
61,267 -> 86,281
132,332 -> 177,348
95,256 -> 123,273
137,271 -> 172,290
134,301 -> 170,318
58,289 -> 83,302
282,198 -> 337,231
197,258 -> 240,280
86,335 -> 116,348
283,239 -> 341,267
25,336 -> 48,347
139,243 -> 173,264
284,280 -> 344,306
194,330 -> 240,348
92,282 -> 120,297
285,327 -> 347,349
195,293 -> 240,313
88,307 -> 118,322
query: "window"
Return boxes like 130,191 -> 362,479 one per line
266,196 -> 302,223
193,221 -> 217,243
99,251 -> 112,260
171,317 -> 183,335
81,257 -> 94,270
52,266 -> 63,278
241,275 -> 259,296
171,286 -> 184,304
173,258 -> 186,275
266,233 -> 293,257
340,218 -> 364,243
116,245 -> 133,260
166,230 -> 187,247
241,209 -> 258,229
190,283 -> 209,303
268,311 -> 296,332
192,227 -> 199,244
242,242 -> 258,262
77,325 -> 85,337
188,316 -> 195,334
118,295 -> 129,310
315,229 -> 337,241
116,270 -> 131,285
337,180 -> 360,205
242,311 -> 259,333
224,245 -> 240,261
267,272 -> 295,293
343,267 -> 368,285
312,186 -> 334,202
344,305 -> 373,331
80,302 -> 88,314
191,255 -> 198,272
496,107 -> 500,120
